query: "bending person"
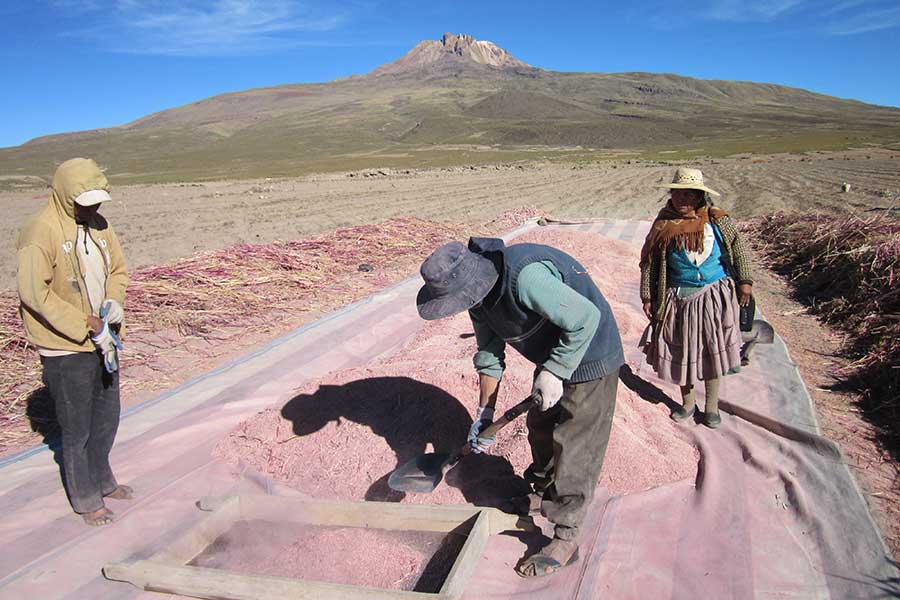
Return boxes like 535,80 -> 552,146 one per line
417,237 -> 624,578
639,167 -> 753,428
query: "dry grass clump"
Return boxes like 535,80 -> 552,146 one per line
0,292 -> 45,449
0,208 -> 546,454
747,213 -> 899,453
125,217 -> 463,336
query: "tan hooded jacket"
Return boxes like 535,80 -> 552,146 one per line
16,158 -> 128,352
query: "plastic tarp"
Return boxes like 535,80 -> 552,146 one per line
0,219 -> 896,600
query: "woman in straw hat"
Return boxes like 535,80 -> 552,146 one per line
638,167 -> 753,428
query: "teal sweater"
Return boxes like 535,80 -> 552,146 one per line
469,260 -> 601,381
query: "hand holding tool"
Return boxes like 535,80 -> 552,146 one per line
467,405 -> 496,453
533,369 -> 563,411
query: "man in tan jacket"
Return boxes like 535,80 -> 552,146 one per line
17,158 -> 132,526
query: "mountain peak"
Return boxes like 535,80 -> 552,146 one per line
368,32 -> 532,77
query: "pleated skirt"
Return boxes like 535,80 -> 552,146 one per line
640,277 -> 742,386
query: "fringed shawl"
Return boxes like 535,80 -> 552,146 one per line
639,202 -> 728,268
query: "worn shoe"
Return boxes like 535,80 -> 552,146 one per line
704,411 -> 722,429
504,492 -> 543,516
670,405 -> 696,423
515,539 -> 580,578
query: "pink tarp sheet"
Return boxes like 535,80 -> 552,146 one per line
0,219 -> 896,600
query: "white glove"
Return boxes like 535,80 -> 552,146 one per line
467,406 -> 496,453
101,299 -> 124,324
533,369 -> 564,411
91,319 -> 123,373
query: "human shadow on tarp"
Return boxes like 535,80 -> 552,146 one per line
618,364 -> 680,413
823,558 -> 900,599
24,386 -> 65,479
280,376 -> 530,508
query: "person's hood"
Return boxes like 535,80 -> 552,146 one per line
50,158 -> 110,222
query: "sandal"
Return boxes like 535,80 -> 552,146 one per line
82,507 -> 115,526
104,485 -> 134,500
516,547 -> 579,578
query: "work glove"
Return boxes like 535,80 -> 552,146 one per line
533,369 -> 564,411
91,318 -> 123,373
101,299 -> 124,325
467,406 -> 496,454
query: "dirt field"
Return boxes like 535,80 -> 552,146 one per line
2,148 -> 898,554
3,148 -> 898,289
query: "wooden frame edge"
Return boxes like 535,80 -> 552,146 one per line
148,495 -> 240,565
103,560 -> 438,600
438,511 -> 490,600
104,496 -> 515,600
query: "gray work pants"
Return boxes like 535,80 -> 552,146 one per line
41,352 -> 120,514
524,373 -> 618,541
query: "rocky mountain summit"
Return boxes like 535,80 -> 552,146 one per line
369,32 -> 533,77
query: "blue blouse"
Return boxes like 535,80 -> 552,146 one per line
666,224 -> 728,287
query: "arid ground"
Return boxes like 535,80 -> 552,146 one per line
2,148 -> 898,553
3,148 -> 898,289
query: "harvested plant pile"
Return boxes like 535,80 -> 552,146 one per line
0,291 -> 44,448
747,213 -> 899,452
125,217 -> 465,337
0,208 -> 546,453
215,227 -> 699,505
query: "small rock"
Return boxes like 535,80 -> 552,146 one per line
358,264 -> 374,272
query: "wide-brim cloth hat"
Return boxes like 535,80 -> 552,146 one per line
417,241 -> 499,320
73,189 -> 112,206
658,167 -> 720,197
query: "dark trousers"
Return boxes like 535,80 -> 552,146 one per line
525,373 -> 618,541
41,352 -> 120,514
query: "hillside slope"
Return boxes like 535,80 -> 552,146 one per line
2,33 -> 898,184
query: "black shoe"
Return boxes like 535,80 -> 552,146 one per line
670,405 -> 695,423
504,492 -> 543,516
704,411 -> 722,429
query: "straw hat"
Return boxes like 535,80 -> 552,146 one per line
659,167 -> 720,197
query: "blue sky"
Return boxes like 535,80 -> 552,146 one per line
1,0 -> 899,148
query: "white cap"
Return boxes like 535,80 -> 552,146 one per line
74,189 -> 112,206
